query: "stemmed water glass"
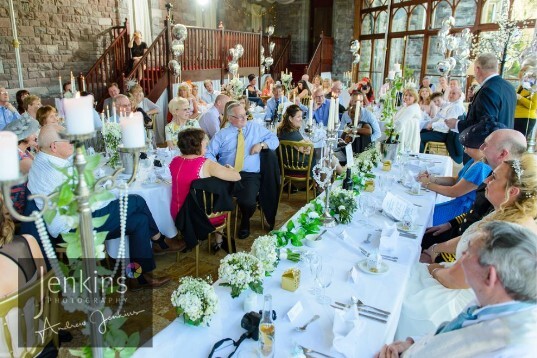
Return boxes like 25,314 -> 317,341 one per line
316,265 -> 333,305
307,253 -> 321,296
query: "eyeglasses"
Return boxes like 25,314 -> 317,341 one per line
229,114 -> 247,120
0,91 -> 8,95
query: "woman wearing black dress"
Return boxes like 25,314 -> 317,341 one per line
129,31 -> 148,81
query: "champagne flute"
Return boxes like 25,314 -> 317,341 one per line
316,265 -> 333,305
308,253 -> 321,296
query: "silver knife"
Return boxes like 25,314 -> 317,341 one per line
334,302 -> 389,317
330,305 -> 387,323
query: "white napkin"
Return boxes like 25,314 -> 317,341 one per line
379,222 -> 399,252
332,307 -> 364,357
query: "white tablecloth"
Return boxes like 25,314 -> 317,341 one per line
134,154 -> 452,358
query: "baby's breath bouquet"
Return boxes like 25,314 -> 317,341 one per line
219,252 -> 264,298
329,187 -> 358,224
251,235 -> 279,276
281,73 -> 293,93
171,276 -> 219,326
229,77 -> 245,100
103,122 -> 121,167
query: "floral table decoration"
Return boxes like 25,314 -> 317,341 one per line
171,276 -> 219,326
218,252 -> 264,298
329,187 -> 358,225
103,122 -> 122,167
271,200 -> 324,247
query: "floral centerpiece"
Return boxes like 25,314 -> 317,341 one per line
250,235 -> 279,276
219,252 -> 264,298
225,77 -> 245,100
103,122 -> 121,167
272,200 -> 323,247
329,187 -> 358,224
171,276 -> 219,326
281,72 -> 293,94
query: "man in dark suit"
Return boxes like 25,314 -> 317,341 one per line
445,53 -> 516,132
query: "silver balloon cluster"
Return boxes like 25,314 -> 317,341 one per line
350,40 -> 360,64
228,44 -> 244,78
168,24 -> 188,80
261,26 -> 275,74
436,17 -> 473,75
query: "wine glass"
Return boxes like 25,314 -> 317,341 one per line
316,266 -> 333,305
308,253 -> 321,296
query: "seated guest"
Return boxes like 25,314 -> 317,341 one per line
467,81 -> 479,103
311,75 -> 322,94
358,77 -> 375,106
420,75 -> 436,92
312,87 -> 331,126
514,57 -> 537,136
16,89 -> 29,114
206,101 -> 279,240
26,125 -> 180,289
421,129 -> 526,258
301,74 -> 313,92
62,81 -> 73,98
0,195 -> 50,357
245,74 -> 261,98
321,78 -> 331,95
420,87 -> 466,152
4,116 -> 39,214
380,221 -> 537,358
418,86 -> 437,120
201,80 -> 220,104
395,153 -> 537,341
265,84 -> 307,123
191,83 -> 207,106
393,88 -> 421,153
340,91 -> 381,141
126,92 -> 152,129
177,82 -> 199,119
166,97 -> 200,149
324,80 -> 346,113
419,121 -> 495,225
438,75 -> 449,99
278,105 -> 343,175
170,128 -> 240,252
199,94 -> 230,139
261,76 -> 274,96
291,80 -> 311,100
102,82 -> 121,112
0,87 -> 21,130
129,84 -> 159,116
36,105 -> 60,127
80,91 -> 103,131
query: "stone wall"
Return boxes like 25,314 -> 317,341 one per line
274,0 -> 310,63
332,0 -> 355,79
0,0 -> 130,95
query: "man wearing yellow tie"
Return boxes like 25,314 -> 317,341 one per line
206,101 -> 279,239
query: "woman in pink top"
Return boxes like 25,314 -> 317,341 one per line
169,128 -> 241,252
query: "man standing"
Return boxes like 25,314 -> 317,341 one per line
0,87 -> 21,130
445,53 -> 516,132
201,80 -> 220,104
377,221 -> 537,358
207,102 -> 279,239
27,125 -> 184,290
265,84 -> 307,122
421,129 -> 527,254
199,94 -> 230,139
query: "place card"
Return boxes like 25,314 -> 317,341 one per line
345,144 -> 354,167
381,192 -> 414,222
287,301 -> 303,322
349,266 -> 360,283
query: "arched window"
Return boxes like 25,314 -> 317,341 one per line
409,5 -> 427,31
362,13 -> 374,35
392,8 -> 408,32
375,11 -> 388,34
432,1 -> 453,28
454,0 -> 477,27
360,40 -> 372,72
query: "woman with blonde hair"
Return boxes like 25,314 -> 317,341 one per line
514,57 -> 537,136
36,105 -> 59,127
128,31 -> 148,81
177,83 -> 199,119
321,78 -> 332,95
261,76 -> 274,96
396,153 -> 537,340
418,86 -> 437,120
129,84 -> 159,116
311,75 -> 322,93
393,88 -> 422,152
191,83 -> 207,106
165,97 -> 200,149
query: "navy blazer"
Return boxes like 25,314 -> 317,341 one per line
457,75 -> 516,132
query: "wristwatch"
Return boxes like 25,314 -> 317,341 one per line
259,142 -> 266,149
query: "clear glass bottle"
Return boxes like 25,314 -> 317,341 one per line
258,294 -> 275,357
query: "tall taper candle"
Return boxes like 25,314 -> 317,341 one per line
59,75 -> 63,96
0,132 -> 20,180
353,100 -> 360,127
308,97 -> 313,126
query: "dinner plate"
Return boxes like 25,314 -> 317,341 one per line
357,259 -> 389,275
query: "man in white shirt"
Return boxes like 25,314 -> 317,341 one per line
199,94 -> 230,138
377,221 -> 537,358
201,80 -> 220,104
420,88 -> 466,152
26,125 -> 183,290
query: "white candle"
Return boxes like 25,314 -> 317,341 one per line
120,112 -> 145,148
106,106 -> 110,119
100,112 -> 106,135
388,71 -> 395,80
393,63 -> 401,72
0,132 -> 20,180
63,92 -> 95,135
112,102 -> 117,122
308,97 -> 313,126
58,76 -> 62,96
353,101 -> 360,127
396,70 -> 403,78
335,98 -> 339,126
327,98 -> 335,131
70,71 -> 76,93
82,76 -> 86,92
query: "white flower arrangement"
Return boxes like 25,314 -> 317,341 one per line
329,187 -> 358,225
229,77 -> 245,100
277,102 -> 284,115
218,252 -> 264,298
251,235 -> 279,275
353,146 -> 381,176
171,276 -> 219,326
103,122 -> 122,167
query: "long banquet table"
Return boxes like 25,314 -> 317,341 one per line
134,154 -> 452,358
